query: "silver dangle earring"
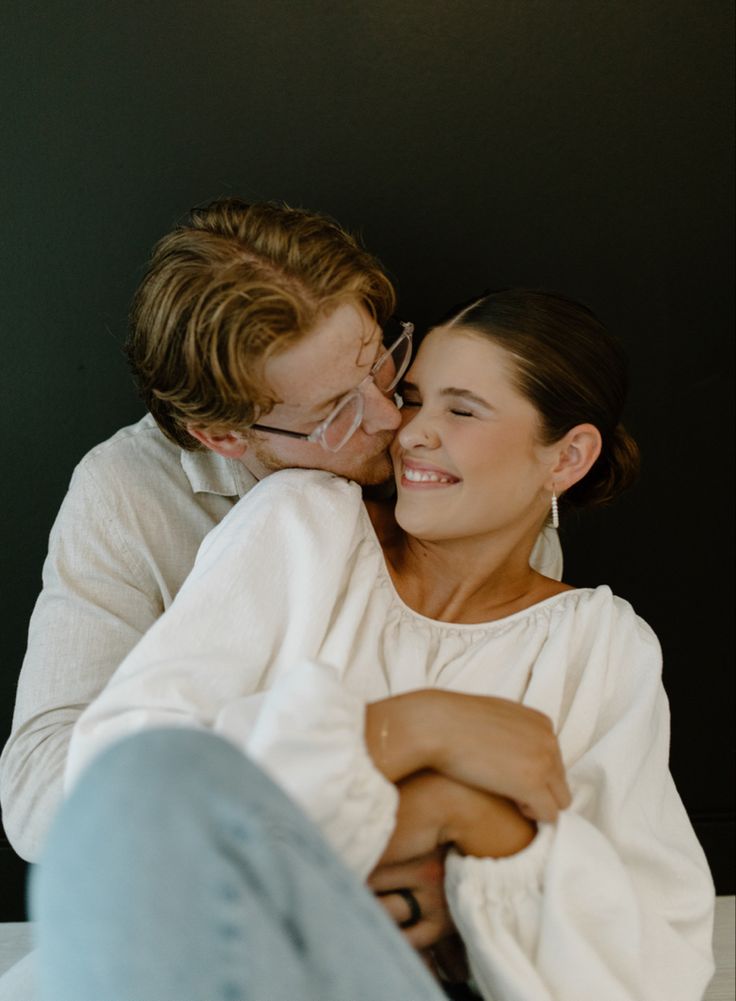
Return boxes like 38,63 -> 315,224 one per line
551,487 -> 559,529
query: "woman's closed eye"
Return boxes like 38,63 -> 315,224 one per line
400,398 -> 475,417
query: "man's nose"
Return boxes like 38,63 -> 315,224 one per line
361,380 -> 402,433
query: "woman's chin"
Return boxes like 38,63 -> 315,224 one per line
394,499 -> 443,540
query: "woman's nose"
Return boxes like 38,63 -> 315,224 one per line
397,408 -> 439,449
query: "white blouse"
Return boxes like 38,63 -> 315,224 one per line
67,469 -> 715,1001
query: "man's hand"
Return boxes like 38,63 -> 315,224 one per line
366,690 -> 570,822
367,848 -> 453,949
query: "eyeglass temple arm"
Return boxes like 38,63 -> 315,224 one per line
248,424 -> 312,441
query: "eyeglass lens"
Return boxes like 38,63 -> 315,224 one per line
373,326 -> 411,393
319,322 -> 412,451
320,394 -> 362,451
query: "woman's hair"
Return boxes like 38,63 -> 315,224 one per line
446,289 -> 640,507
126,198 -> 396,449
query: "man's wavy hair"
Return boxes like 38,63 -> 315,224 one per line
126,198 -> 396,449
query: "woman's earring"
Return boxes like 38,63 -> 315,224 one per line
551,488 -> 559,529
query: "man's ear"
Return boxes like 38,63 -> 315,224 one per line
548,424 -> 602,494
186,424 -> 248,459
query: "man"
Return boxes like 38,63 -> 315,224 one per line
1,198 -> 564,965
1,198 -> 401,854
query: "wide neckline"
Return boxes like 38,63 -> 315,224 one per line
357,502 -> 598,632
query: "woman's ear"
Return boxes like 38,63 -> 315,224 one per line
186,424 -> 248,459
548,424 -> 602,493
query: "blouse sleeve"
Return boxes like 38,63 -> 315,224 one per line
213,661 -> 399,877
444,598 -> 715,1001
66,469 -> 398,878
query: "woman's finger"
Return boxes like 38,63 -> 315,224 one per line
403,916 -> 451,950
375,888 -> 447,948
368,850 -> 445,894
521,786 -> 559,823
549,770 -> 572,810
375,890 -> 413,925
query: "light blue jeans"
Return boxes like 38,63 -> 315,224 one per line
29,729 -> 449,1001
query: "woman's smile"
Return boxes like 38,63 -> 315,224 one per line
400,457 -> 461,488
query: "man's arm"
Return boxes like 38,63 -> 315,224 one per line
1,428 -> 237,861
0,461 -> 166,860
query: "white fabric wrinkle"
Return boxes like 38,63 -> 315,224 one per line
56,468 -> 712,1001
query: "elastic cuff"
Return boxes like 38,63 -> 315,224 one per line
445,821 -> 554,905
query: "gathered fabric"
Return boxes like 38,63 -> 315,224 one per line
67,469 -> 714,1001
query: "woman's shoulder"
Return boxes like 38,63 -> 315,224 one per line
251,467 -> 361,501
196,469 -> 364,564
556,583 -> 655,630
550,585 -> 662,684
223,468 -> 360,523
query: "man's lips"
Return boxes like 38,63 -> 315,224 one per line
399,457 -> 461,486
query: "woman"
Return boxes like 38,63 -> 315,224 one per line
48,290 -> 714,1000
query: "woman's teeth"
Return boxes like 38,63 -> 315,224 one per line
404,467 -> 455,484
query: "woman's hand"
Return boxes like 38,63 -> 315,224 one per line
368,773 -> 534,979
367,847 -> 454,950
365,689 -> 570,822
379,770 -> 537,866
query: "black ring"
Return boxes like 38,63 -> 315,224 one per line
393,887 -> 423,929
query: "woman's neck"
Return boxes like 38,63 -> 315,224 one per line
365,498 -> 569,624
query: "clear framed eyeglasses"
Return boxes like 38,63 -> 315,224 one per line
250,318 -> 414,452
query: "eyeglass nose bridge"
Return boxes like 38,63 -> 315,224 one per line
338,369 -> 391,426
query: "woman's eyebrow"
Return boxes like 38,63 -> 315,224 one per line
440,387 -> 493,408
399,381 -> 495,410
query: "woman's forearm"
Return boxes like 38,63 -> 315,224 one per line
365,691 -> 438,783
379,771 -> 536,866
365,689 -> 570,823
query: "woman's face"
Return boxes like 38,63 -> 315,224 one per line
391,325 -> 558,544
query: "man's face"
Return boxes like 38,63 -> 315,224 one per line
240,301 -> 403,486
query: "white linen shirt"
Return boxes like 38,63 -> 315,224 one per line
68,469 -> 714,1001
0,415 -> 256,860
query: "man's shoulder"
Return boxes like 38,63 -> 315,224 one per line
55,415 -> 195,528
72,414 -> 252,501
78,414 -> 182,475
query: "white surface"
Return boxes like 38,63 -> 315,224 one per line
0,899 -> 733,997
0,923 -> 33,977
706,896 -> 735,1001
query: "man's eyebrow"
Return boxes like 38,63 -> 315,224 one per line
311,390 -> 347,416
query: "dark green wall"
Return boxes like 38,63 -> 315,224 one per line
1,1 -> 733,916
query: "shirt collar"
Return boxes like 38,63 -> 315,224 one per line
180,448 -> 257,498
